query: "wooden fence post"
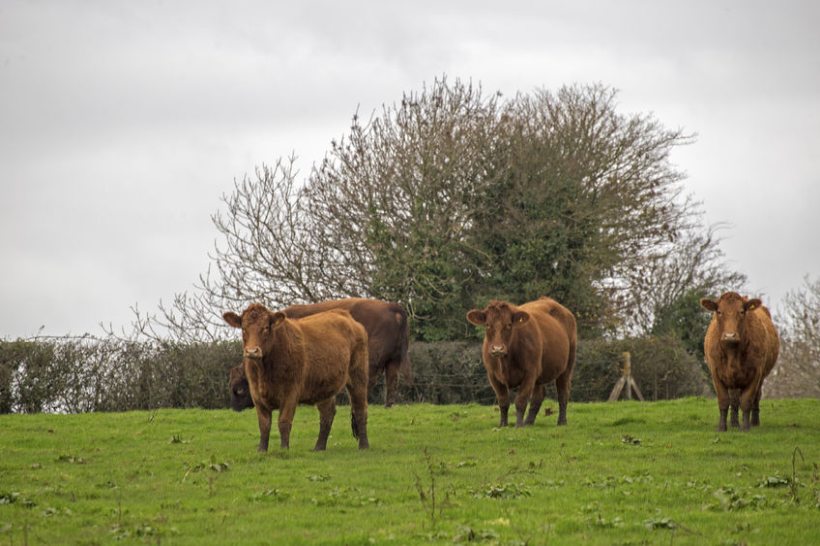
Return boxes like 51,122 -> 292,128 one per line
608,351 -> 645,402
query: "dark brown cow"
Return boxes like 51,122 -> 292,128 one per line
466,297 -> 577,428
223,304 -> 370,452
228,364 -> 254,411
701,292 -> 779,431
230,298 -> 410,408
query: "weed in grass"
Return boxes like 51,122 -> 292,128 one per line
709,486 -> 768,511
813,462 -> 820,509
790,446 -> 804,504
453,525 -> 499,543
757,474 -> 791,488
644,516 -> 676,530
56,454 -> 86,464
472,482 -> 531,499
412,447 -> 439,528
620,434 -> 641,445
250,488 -> 290,502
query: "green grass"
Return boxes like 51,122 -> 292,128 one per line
1,398 -> 819,545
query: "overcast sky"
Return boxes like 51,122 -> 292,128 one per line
2,0 -> 818,339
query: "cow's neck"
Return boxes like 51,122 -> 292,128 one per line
721,339 -> 748,373
268,322 -> 303,373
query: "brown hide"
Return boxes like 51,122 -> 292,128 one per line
701,292 -> 780,431
230,299 -> 409,408
467,297 -> 577,428
223,304 -> 370,452
283,299 -> 410,406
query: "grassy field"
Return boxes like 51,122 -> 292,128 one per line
1,398 -> 818,545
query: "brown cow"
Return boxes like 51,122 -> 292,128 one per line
223,304 -> 370,452
466,297 -> 577,428
230,298 -> 410,408
701,292 -> 779,431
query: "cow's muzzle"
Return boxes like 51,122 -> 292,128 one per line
489,345 -> 507,357
720,332 -> 740,345
244,346 -> 263,359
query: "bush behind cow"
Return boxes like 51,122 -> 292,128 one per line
223,304 -> 370,452
700,292 -> 779,431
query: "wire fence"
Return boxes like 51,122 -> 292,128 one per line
0,335 -> 710,414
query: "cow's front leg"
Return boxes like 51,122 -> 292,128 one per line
487,373 -> 510,427
709,370 -> 730,432
277,394 -> 299,449
255,404 -> 273,452
729,389 -> 740,428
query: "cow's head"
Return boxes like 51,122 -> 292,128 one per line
223,303 -> 286,361
700,292 -> 762,346
228,364 -> 254,412
466,301 -> 530,357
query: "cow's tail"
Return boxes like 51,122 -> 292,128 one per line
395,304 -> 413,385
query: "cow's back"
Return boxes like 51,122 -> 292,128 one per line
285,299 -> 406,369
294,310 -> 367,402
756,305 -> 780,379
519,298 -> 574,383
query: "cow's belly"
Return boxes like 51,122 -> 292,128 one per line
496,366 -> 526,389
299,371 -> 348,404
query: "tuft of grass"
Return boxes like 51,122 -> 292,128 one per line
0,398 -> 818,545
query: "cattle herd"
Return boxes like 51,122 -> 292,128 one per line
223,291 -> 779,453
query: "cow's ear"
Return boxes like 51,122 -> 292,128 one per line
744,298 -> 762,312
466,310 -> 487,325
700,299 -> 718,312
223,311 -> 242,328
512,311 -> 530,325
270,311 -> 286,328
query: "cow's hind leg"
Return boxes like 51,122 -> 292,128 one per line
524,383 -> 546,426
738,383 -> 760,432
514,376 -> 538,428
314,398 -> 337,451
384,361 -> 400,408
751,385 -> 763,427
555,367 -> 573,426
347,349 -> 370,449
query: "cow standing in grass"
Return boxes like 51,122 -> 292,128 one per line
223,304 -> 370,452
700,292 -> 779,432
229,298 -> 410,408
467,297 -> 577,428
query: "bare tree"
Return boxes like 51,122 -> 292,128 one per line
767,275 -> 820,398
623,222 -> 747,336
120,156 -> 341,342
124,78 -> 742,344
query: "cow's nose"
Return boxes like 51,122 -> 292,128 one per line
490,345 -> 507,356
721,332 -> 740,343
244,346 -> 263,359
